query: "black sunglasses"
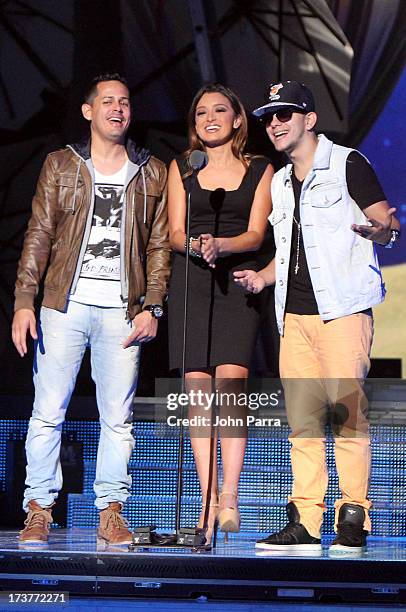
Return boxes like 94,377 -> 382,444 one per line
263,108 -> 306,123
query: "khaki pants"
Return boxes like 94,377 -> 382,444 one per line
280,312 -> 374,538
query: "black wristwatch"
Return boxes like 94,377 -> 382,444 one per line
144,304 -> 164,319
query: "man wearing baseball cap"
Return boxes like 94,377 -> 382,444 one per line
235,81 -> 400,552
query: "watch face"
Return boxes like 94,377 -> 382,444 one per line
148,305 -> 163,318
153,306 -> 164,318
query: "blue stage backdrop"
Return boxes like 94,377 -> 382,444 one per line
0,418 -> 405,537
360,67 -> 406,370
360,67 -> 406,266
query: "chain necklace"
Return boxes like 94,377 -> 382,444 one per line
292,214 -> 301,275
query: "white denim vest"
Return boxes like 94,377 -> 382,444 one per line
270,134 -> 385,335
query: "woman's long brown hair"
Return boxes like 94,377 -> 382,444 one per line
182,83 -> 250,177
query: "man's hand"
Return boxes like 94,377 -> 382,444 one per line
233,270 -> 266,294
352,207 -> 397,245
12,309 -> 37,357
122,310 -> 158,348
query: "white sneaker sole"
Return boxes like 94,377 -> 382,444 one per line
329,544 -> 365,553
256,548 -> 323,558
255,542 -> 322,551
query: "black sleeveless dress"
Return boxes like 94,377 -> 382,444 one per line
168,156 -> 269,371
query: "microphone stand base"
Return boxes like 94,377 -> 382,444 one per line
129,526 -> 198,549
130,525 -> 177,548
176,527 -> 197,547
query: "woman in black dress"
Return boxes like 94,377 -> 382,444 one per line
168,83 -> 273,549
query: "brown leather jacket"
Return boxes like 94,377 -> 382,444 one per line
14,139 -> 171,319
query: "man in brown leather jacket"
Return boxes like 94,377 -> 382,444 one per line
12,73 -> 171,546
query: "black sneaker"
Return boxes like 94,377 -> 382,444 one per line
329,504 -> 368,553
255,502 -> 321,551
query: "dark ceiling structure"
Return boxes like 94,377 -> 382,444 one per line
0,1 -> 404,139
0,0 -> 405,390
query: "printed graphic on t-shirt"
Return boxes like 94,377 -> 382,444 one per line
80,182 -> 124,281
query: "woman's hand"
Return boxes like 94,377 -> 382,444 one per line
200,233 -> 219,267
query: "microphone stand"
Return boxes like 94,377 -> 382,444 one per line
131,153 -> 206,550
175,168 -> 222,548
175,155 -> 206,546
174,174 -> 194,542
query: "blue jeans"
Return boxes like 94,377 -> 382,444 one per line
23,302 -> 140,512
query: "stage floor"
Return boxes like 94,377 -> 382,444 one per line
1,528 -> 405,559
0,529 -> 406,605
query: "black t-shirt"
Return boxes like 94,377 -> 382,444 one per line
285,151 -> 387,315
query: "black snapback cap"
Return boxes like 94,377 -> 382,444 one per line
253,80 -> 315,118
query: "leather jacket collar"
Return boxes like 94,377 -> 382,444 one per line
69,137 -> 151,167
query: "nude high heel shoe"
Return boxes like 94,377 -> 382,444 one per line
218,492 -> 240,543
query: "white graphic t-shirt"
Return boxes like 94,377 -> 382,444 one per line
70,161 -> 128,307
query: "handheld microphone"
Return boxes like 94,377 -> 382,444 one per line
188,150 -> 208,172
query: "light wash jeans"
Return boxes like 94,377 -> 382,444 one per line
23,301 -> 140,512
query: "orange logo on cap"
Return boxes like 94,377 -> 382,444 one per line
269,83 -> 283,99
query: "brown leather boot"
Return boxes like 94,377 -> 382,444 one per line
19,500 -> 54,543
97,502 -> 132,545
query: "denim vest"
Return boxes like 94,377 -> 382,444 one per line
270,134 -> 385,335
